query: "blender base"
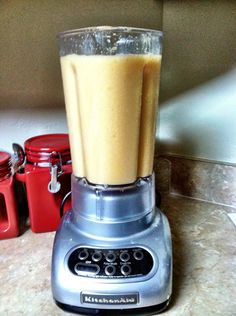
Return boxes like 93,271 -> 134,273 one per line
55,297 -> 171,315
52,210 -> 172,314
52,175 -> 172,314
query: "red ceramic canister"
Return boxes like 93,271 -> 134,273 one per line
16,134 -> 72,233
0,151 -> 19,239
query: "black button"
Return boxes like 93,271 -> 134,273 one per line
78,249 -> 89,260
74,263 -> 100,276
92,251 -> 102,262
120,251 -> 130,262
133,250 -> 144,261
105,252 -> 116,263
121,264 -> 131,276
105,265 -> 116,276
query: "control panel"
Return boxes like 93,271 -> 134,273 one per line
68,247 -> 154,279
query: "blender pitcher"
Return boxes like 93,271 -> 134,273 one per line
59,26 -> 162,185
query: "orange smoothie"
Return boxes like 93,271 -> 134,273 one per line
60,54 -> 161,185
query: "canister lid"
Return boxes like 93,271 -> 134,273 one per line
25,134 -> 70,153
24,134 -> 71,164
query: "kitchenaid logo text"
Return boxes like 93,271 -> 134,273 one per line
82,293 -> 138,305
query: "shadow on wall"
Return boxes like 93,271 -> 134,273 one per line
0,0 -> 163,109
157,67 -> 236,165
160,1 -> 236,103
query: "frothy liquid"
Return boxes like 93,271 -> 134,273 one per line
61,54 -> 161,185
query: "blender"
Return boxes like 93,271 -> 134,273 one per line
51,26 -> 172,315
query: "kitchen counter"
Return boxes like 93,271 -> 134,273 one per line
0,194 -> 236,316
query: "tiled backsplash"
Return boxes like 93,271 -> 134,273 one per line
155,155 -> 236,209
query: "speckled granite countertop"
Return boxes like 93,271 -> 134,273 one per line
1,194 -> 236,316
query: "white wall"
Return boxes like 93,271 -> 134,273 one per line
0,108 -> 67,152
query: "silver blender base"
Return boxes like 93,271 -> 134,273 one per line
51,175 -> 172,315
